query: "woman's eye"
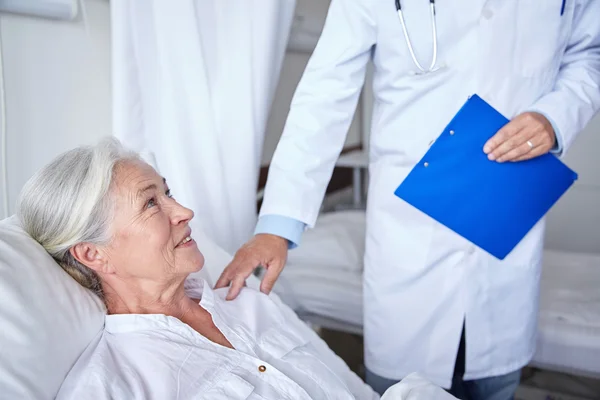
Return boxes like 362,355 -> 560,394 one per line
166,189 -> 173,199
146,197 -> 157,208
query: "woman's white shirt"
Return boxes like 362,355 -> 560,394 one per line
55,278 -> 378,400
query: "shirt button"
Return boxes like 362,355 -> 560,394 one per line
482,8 -> 494,19
258,365 -> 267,373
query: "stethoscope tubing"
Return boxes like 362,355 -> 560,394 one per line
395,0 -> 439,73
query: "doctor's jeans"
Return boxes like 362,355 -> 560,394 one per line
365,326 -> 522,400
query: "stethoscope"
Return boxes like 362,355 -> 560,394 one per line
395,0 -> 439,73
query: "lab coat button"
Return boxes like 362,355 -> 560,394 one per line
258,365 -> 267,373
468,246 -> 476,255
482,8 -> 494,19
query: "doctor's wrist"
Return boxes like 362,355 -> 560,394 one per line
255,233 -> 288,246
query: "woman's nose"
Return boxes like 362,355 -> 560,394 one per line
170,201 -> 194,225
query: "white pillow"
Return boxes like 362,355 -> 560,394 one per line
0,216 -> 105,399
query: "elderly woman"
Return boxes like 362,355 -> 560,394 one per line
16,138 -> 379,400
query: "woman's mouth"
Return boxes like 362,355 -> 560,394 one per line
176,236 -> 194,248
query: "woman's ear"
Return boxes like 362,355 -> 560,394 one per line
70,243 -> 111,274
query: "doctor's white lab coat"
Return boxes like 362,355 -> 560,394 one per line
260,0 -> 600,389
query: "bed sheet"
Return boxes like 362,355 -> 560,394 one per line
272,210 -> 366,329
532,250 -> 600,377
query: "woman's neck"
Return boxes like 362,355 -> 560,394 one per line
102,276 -> 198,320
103,275 -> 234,349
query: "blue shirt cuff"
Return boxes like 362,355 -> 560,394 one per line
550,124 -> 564,155
255,215 -> 306,249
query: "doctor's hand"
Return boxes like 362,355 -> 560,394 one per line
483,112 -> 556,162
214,234 -> 288,301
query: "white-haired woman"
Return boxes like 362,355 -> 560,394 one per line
16,138 -> 379,400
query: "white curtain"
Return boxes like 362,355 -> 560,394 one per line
111,0 -> 296,254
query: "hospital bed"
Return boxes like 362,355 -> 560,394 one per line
0,214 -> 455,400
0,215 -> 346,399
272,210 -> 600,380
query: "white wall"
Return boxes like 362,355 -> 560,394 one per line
545,115 -> 600,254
0,0 -> 111,219
262,0 -> 364,165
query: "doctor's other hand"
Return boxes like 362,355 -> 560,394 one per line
214,234 -> 288,301
483,112 -> 556,163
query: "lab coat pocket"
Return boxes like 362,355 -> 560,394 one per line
513,1 -> 572,77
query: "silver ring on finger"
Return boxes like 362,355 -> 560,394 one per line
526,140 -> 534,150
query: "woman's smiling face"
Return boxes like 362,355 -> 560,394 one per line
100,160 -> 204,283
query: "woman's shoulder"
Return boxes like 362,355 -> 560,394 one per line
185,277 -> 283,319
55,332 -> 120,399
212,284 -> 284,319
55,328 -> 194,399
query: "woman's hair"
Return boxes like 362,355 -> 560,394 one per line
16,137 -> 141,301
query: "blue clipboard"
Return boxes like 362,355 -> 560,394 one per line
394,94 -> 578,260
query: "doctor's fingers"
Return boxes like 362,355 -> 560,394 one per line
483,114 -> 529,159
226,274 -> 248,301
495,129 -> 544,162
485,120 -> 535,161
486,112 -> 554,162
511,134 -> 554,162
214,256 -> 255,291
497,120 -> 556,162
260,260 -> 286,295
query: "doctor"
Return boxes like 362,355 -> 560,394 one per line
216,0 -> 600,399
